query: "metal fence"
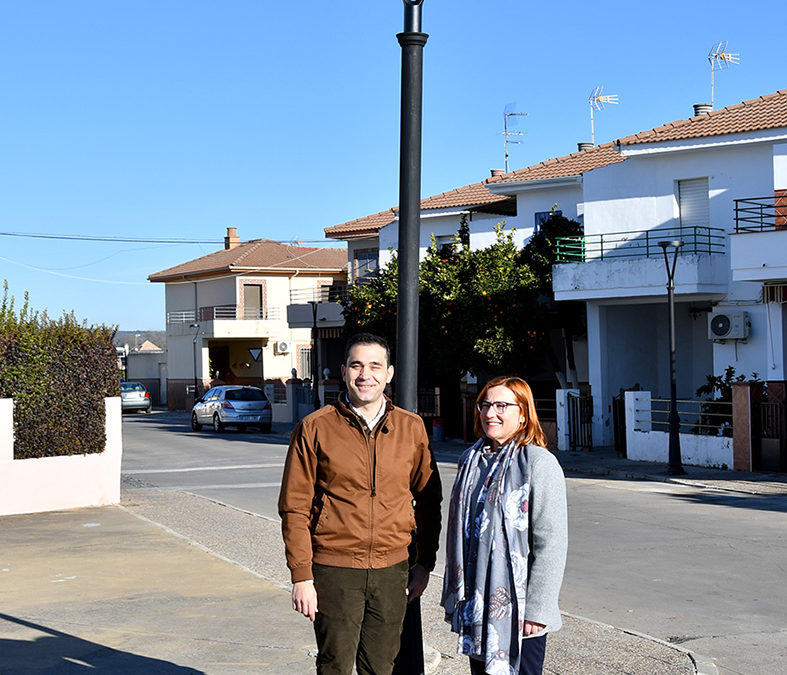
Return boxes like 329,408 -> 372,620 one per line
533,397 -> 557,423
555,225 -> 725,263
289,284 -> 349,304
734,196 -> 787,232
634,398 -> 734,436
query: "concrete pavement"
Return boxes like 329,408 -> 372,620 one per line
5,429 -> 784,673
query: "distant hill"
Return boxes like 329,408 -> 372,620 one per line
115,330 -> 166,350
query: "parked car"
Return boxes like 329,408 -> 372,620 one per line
120,381 -> 152,414
191,385 -> 272,433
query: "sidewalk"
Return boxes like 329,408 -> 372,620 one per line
431,436 -> 787,497
6,436 -> 783,673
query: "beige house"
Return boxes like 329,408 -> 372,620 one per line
149,228 -> 347,409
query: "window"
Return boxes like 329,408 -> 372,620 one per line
534,210 -> 561,233
678,178 -> 709,229
243,283 -> 264,319
354,249 -> 378,282
298,345 -> 313,380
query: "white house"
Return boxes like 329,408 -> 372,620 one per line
542,91 -> 787,451
149,228 -> 347,409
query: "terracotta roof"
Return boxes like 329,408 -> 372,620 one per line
149,239 -> 347,282
324,183 -> 513,239
486,142 -> 625,184
324,208 -> 397,239
618,89 -> 787,146
324,89 -> 787,239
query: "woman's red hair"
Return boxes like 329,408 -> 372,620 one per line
473,376 -> 547,448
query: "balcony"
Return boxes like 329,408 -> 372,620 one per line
167,305 -> 282,324
555,225 -> 725,263
286,284 -> 348,331
553,225 -> 728,303
729,195 -> 787,283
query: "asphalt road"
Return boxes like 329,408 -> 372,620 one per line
122,410 -> 787,675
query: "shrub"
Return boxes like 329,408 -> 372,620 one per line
0,283 -> 119,459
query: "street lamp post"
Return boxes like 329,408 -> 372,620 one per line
309,300 -> 321,410
395,0 -> 427,414
394,4 -> 427,674
189,323 -> 200,400
658,240 -> 686,476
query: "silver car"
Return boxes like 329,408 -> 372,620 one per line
120,381 -> 152,414
191,385 -> 272,433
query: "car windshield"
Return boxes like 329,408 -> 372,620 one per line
224,388 -> 265,402
121,383 -> 145,392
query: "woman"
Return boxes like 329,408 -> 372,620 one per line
442,376 -> 567,675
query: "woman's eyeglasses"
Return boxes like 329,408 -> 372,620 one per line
476,401 -> 520,414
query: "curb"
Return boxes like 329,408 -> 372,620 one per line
560,612 -> 718,675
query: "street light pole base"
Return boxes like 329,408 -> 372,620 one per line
666,465 -> 686,476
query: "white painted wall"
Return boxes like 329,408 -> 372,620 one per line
624,391 -> 733,468
0,398 -> 123,516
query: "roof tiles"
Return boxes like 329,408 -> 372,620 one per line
149,239 -> 347,281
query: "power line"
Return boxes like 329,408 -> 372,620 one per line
0,231 -> 222,244
0,231 -> 342,246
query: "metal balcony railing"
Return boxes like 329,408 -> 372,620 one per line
289,284 -> 349,304
734,196 -> 787,232
166,306 -> 281,324
555,225 -> 726,263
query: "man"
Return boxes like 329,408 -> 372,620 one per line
278,333 -> 442,675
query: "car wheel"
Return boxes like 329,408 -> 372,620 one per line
191,413 -> 202,431
213,414 -> 225,432
145,405 -> 152,414
260,423 -> 272,434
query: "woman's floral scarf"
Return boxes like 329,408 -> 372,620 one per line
441,437 -> 531,675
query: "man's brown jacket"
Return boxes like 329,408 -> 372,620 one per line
278,395 -> 442,583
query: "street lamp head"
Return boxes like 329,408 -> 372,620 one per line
189,323 -> 200,329
658,240 -> 684,250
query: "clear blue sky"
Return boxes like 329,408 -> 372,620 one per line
1,0 -> 782,330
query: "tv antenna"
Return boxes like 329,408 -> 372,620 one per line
502,103 -> 527,173
588,86 -> 618,145
708,41 -> 739,108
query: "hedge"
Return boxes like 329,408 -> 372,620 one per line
0,284 -> 119,459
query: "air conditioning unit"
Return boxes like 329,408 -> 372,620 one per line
274,340 -> 293,355
708,311 -> 750,341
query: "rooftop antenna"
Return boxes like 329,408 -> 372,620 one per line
588,86 -> 619,145
503,103 -> 527,173
708,41 -> 740,108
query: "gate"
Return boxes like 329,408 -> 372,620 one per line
567,392 -> 593,451
612,393 -> 626,457
758,400 -> 786,472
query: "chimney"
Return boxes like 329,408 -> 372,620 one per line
577,142 -> 594,152
693,103 -> 713,116
224,227 -> 240,250
490,169 -> 505,178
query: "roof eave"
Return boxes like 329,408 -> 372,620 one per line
619,127 -> 787,157
487,175 -> 583,194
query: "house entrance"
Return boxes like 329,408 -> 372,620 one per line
567,392 -> 593,451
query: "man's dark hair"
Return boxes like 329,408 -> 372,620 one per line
344,333 -> 391,366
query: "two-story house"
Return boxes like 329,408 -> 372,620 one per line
149,228 -> 347,409
547,91 -> 787,449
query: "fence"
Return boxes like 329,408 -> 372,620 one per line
734,195 -> 787,232
625,391 -> 733,468
555,225 -> 725,263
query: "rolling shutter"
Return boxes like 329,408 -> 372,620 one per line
678,178 -> 709,229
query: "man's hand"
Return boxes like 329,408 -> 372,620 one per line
405,564 -> 429,604
292,581 -> 318,621
524,620 -> 545,636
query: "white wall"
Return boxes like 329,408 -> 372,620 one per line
0,398 -> 123,516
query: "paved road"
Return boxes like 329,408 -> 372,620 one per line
122,411 -> 787,674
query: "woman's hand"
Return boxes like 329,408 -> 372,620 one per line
524,620 -> 545,636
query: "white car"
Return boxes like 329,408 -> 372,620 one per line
191,385 -> 272,433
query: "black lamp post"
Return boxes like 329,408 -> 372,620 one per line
189,323 -> 200,399
658,240 -> 686,476
394,4 -> 427,674
309,300 -> 321,410
395,0 -> 426,414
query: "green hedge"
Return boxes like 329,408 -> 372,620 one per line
0,285 -> 119,459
